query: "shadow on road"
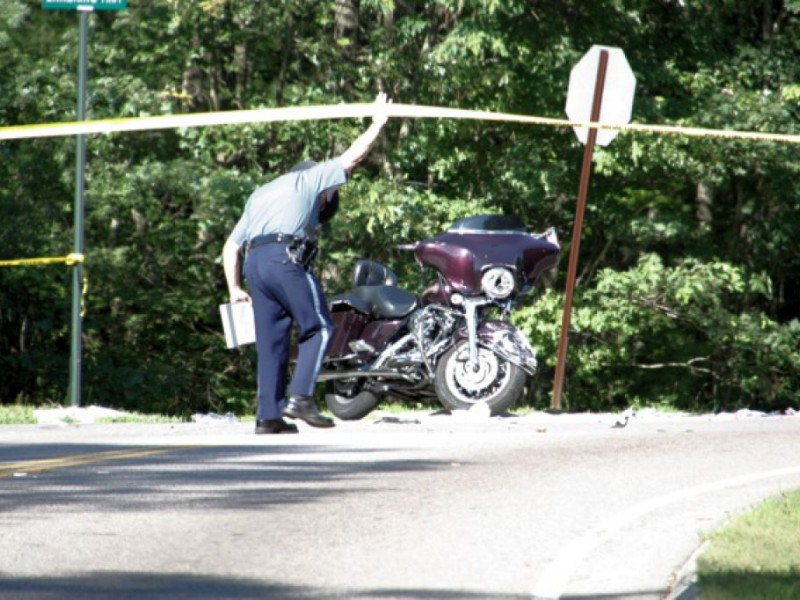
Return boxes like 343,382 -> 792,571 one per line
0,571 -> 532,599
0,443 -> 453,513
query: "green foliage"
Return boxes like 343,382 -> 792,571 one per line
0,404 -> 37,425
1,0 -> 799,414
516,255 -> 800,412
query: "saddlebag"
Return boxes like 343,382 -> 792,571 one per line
328,311 -> 370,358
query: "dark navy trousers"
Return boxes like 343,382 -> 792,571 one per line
244,243 -> 334,420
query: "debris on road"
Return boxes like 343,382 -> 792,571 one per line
373,416 -> 422,425
34,405 -> 132,425
191,412 -> 238,424
612,407 -> 636,429
450,401 -> 492,421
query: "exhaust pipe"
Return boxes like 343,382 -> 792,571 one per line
317,369 -> 420,382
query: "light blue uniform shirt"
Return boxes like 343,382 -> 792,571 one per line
228,159 -> 347,247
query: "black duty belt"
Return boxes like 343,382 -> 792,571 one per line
246,233 -> 300,251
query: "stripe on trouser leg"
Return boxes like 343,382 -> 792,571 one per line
305,271 -> 331,381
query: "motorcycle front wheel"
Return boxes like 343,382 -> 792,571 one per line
324,379 -> 380,421
434,340 -> 526,415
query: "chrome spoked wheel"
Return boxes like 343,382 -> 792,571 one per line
434,340 -> 526,414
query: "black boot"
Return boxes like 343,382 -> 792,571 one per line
255,418 -> 299,434
284,395 -> 335,428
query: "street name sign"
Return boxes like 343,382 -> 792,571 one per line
43,0 -> 127,10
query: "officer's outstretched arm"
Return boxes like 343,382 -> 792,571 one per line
223,238 -> 251,303
339,92 -> 390,173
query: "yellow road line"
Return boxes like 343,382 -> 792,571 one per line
0,446 -> 194,478
1,102 -> 798,145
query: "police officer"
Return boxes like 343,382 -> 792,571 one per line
223,93 -> 390,434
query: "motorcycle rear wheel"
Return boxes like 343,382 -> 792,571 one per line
325,380 -> 380,420
434,340 -> 526,415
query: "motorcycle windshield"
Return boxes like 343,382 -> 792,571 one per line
448,214 -> 526,232
415,215 -> 559,295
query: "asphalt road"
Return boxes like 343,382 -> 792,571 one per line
1,410 -> 800,600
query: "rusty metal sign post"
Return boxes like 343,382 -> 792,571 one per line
551,46 -> 636,410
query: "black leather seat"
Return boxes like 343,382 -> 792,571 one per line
352,259 -> 398,287
329,260 -> 417,319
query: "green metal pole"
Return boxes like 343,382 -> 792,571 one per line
69,9 -> 89,407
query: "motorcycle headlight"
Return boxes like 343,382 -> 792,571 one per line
481,267 -> 515,299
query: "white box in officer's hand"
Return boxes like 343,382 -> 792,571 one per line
219,301 -> 256,349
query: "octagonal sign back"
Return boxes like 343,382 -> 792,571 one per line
565,45 -> 636,147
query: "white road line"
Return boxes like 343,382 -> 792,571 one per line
530,465 -> 800,600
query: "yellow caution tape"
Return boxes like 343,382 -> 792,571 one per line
80,269 -> 89,317
1,103 -> 799,145
0,252 -> 84,267
1,102 -> 792,323
0,253 -> 88,316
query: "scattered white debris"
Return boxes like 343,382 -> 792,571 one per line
636,407 -> 690,419
469,401 -> 491,419
34,405 -> 132,425
191,412 -> 238,424
715,409 -> 767,419
374,416 -> 422,425
712,408 -> 800,420
736,409 -> 768,418
612,407 -> 636,429
450,401 -> 492,422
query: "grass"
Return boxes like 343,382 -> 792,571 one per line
0,404 -> 37,425
697,489 -> 800,599
0,404 -> 189,425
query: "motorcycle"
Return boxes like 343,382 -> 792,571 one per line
320,214 -> 560,420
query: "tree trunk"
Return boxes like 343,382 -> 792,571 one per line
233,42 -> 247,110
335,0 -> 359,42
696,181 -> 713,228
276,15 -> 294,107
762,0 -> 773,40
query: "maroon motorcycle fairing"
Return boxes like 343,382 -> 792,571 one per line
415,231 -> 559,296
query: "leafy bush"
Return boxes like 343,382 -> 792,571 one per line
517,254 -> 800,412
